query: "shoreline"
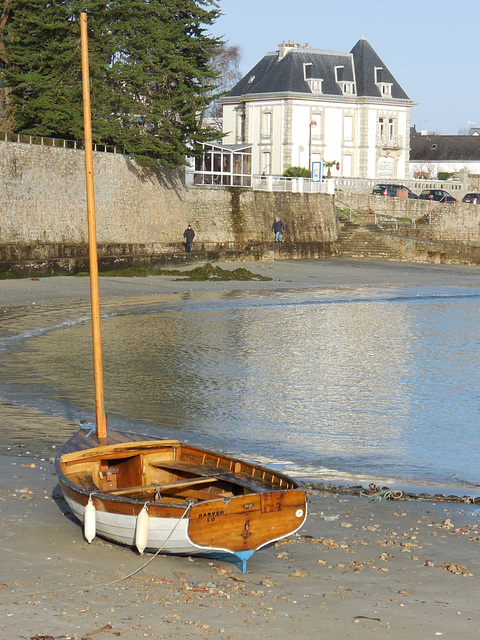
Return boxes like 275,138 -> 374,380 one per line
2,258 -> 480,495
3,257 -> 480,310
2,259 -> 480,638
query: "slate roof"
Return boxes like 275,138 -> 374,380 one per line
350,38 -> 410,100
222,37 -> 411,101
410,135 -> 480,162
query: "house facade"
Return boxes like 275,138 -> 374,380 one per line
410,132 -> 480,179
219,37 -> 415,180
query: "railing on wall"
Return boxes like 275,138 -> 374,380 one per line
335,176 -> 467,195
251,175 -> 335,194
1,131 -> 125,154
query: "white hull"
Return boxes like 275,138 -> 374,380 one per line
66,496 -> 226,556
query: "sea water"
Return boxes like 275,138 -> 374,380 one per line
1,281 -> 479,492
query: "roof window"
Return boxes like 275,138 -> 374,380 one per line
248,75 -> 255,84
303,63 -> 313,80
335,66 -> 344,82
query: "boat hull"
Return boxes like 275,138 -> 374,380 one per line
55,428 -> 307,568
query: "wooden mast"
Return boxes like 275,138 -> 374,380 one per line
80,12 -> 107,440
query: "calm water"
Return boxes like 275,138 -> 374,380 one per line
1,282 -> 480,491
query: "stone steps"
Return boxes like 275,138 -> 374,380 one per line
336,220 -> 404,260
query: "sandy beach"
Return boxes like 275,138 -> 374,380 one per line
1,258 -> 480,639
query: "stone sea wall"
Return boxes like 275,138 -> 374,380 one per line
0,141 -> 336,250
2,139 -> 480,275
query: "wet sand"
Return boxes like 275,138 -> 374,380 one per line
2,258 -> 480,310
1,259 -> 480,639
2,454 -> 480,639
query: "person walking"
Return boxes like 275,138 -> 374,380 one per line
272,217 -> 285,243
183,224 -> 195,253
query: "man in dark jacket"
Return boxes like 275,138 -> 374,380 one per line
272,217 -> 285,242
183,225 -> 195,253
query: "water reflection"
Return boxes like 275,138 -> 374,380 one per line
0,289 -> 479,486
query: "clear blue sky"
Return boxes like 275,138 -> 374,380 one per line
209,0 -> 479,135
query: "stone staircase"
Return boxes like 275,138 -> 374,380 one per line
335,218 -> 405,261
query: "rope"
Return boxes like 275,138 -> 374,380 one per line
359,483 -> 405,501
362,488 -> 404,502
109,500 -> 193,584
3,500 -> 194,598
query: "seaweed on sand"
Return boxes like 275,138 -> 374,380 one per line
87,263 -> 272,281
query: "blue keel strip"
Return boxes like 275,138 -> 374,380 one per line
234,550 -> 255,573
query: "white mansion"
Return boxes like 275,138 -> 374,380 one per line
219,37 -> 415,180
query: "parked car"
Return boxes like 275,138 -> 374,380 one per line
372,184 -> 419,199
418,189 -> 457,203
462,193 -> 480,204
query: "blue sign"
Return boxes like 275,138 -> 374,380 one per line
311,161 -> 322,182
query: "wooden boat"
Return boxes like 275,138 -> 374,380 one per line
55,428 -> 307,571
55,13 -> 307,572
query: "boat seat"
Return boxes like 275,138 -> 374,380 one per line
149,460 -> 220,477
150,460 -> 274,494
105,475 -> 219,496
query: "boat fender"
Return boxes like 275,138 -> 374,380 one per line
135,504 -> 149,554
84,495 -> 96,543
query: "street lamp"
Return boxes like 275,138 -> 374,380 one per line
308,120 -> 317,176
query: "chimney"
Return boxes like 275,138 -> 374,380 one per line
278,39 -> 295,60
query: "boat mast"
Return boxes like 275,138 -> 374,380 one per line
80,12 -> 107,440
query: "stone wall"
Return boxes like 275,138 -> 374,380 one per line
336,192 -> 444,221
0,140 -> 336,250
339,192 -> 480,244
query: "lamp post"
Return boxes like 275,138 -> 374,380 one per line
308,120 -> 317,176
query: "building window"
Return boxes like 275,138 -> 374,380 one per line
236,109 -> 245,143
262,151 -> 271,174
378,117 -> 385,137
388,118 -> 394,138
344,115 -> 353,141
375,67 -> 392,96
261,110 -> 272,138
248,75 -> 255,84
304,63 -> 322,93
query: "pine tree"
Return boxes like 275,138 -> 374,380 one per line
0,0 -> 222,167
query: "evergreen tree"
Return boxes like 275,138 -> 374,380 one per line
0,0 -> 222,167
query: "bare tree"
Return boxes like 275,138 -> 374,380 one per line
203,44 -> 243,131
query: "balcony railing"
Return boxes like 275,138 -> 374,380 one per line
375,135 -> 404,150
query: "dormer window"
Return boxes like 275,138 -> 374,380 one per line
308,79 -> 323,93
340,82 -> 354,95
303,62 -> 323,93
375,66 -> 392,96
335,65 -> 354,95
